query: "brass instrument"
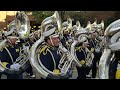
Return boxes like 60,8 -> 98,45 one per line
99,19 -> 120,79
15,11 -> 31,40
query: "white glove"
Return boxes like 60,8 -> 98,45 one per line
95,47 -> 100,53
68,38 -> 72,43
10,63 -> 21,70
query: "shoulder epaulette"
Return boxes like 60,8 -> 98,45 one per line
5,44 -> 9,47
39,44 -> 49,55
0,46 -> 3,52
75,46 -> 81,52
46,43 -> 55,50
0,39 -> 7,51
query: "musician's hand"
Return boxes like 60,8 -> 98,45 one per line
82,42 -> 89,48
95,47 -> 100,53
10,63 -> 21,70
80,60 -> 86,65
91,47 -> 94,52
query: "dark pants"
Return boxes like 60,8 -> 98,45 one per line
109,51 -> 120,79
7,74 -> 23,79
92,52 -> 101,78
0,72 -> 2,79
76,65 -> 90,79
109,59 -> 118,79
25,65 -> 33,76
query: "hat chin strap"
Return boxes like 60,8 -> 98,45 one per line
7,38 -> 17,45
49,36 -> 54,46
7,38 -> 12,45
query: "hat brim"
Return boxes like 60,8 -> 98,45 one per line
7,36 -> 18,39
50,34 -> 59,38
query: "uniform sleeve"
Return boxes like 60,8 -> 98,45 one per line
61,38 -> 66,47
76,49 -> 86,61
0,49 -> 7,62
2,62 -> 11,68
87,40 -> 95,53
0,49 -> 11,68
39,48 -> 54,72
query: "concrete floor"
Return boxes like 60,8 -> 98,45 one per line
1,67 -> 99,79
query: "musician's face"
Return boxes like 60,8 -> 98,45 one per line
82,40 -> 89,48
0,34 -> 2,40
47,37 -> 60,47
99,31 -> 104,36
9,38 -> 17,45
64,30 -> 70,35
92,32 -> 98,38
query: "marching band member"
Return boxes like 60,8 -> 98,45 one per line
61,18 -> 73,50
88,30 -> 102,78
61,22 -> 73,50
87,20 -> 104,78
0,31 -> 23,79
36,12 -> 73,79
75,36 -> 92,79
39,25 -> 62,76
74,21 -> 95,79
19,38 -> 35,78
